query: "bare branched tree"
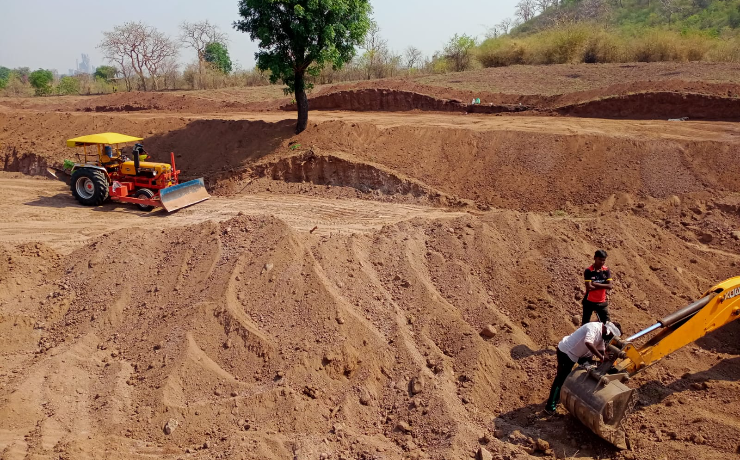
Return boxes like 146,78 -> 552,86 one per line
180,20 -> 228,88
99,22 -> 178,91
484,25 -> 501,39
581,0 -> 610,19
660,0 -> 681,25
404,46 -> 423,69
535,0 -> 552,13
142,30 -> 179,90
498,17 -> 512,34
515,0 -> 537,23
361,22 -> 389,79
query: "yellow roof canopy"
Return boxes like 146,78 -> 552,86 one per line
66,133 -> 143,148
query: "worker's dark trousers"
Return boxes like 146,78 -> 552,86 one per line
581,298 -> 609,325
546,349 -> 576,411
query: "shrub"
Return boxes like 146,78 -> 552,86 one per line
477,37 -> 527,67
29,69 -> 54,96
57,76 -> 80,95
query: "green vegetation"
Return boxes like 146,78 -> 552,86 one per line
478,0 -> 740,66
443,34 -> 478,71
204,42 -> 233,74
234,0 -> 373,133
29,69 -> 54,96
94,65 -> 118,81
0,66 -> 10,90
57,76 -> 81,95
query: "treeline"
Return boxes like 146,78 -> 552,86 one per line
1,18 -> 483,97
7,1 -> 740,97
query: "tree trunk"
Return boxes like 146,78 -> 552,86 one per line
137,72 -> 147,91
295,72 -> 309,134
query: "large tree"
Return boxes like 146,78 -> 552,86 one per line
29,69 -> 54,96
180,20 -> 228,88
98,22 -> 178,91
204,42 -> 233,73
443,34 -> 477,72
94,65 -> 118,81
234,0 -> 372,134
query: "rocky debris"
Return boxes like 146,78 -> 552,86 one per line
409,376 -> 424,395
480,324 -> 497,338
359,387 -> 373,406
303,386 -> 319,399
698,232 -> 714,244
163,419 -> 178,435
396,421 -> 412,434
535,438 -> 551,453
690,433 -> 706,445
477,446 -> 493,460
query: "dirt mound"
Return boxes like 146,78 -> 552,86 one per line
2,208 -> 739,459
73,91 -> 255,113
292,119 -> 740,211
280,89 -> 530,114
215,149 -> 470,207
558,91 -> 740,120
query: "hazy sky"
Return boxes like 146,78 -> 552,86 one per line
0,0 -> 519,74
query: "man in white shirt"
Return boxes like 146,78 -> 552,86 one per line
545,321 -> 622,415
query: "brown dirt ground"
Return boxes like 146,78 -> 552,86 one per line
1,62 -> 740,460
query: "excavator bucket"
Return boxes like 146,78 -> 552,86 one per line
159,178 -> 210,212
560,366 -> 637,449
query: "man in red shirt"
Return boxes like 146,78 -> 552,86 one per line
582,249 -> 613,325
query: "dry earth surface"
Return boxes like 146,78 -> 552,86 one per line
1,62 -> 740,460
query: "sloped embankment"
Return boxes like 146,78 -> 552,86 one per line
558,91 -> 740,120
228,150 -> 469,207
280,89 -> 530,114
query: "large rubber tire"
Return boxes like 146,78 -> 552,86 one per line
71,168 -> 109,206
134,188 -> 155,212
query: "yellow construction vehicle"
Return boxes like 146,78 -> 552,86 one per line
53,133 -> 209,212
560,276 -> 740,449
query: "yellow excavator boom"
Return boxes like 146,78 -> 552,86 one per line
560,276 -> 740,449
617,276 -> 740,375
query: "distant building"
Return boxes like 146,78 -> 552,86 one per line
71,54 -> 92,75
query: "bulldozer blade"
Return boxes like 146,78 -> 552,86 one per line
560,367 -> 637,449
46,167 -> 71,185
160,178 -> 210,212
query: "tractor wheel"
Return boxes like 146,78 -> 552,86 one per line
134,188 -> 155,211
71,168 -> 109,206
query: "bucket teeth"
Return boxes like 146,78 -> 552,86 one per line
561,367 -> 636,449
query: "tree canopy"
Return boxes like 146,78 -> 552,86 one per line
234,0 -> 372,133
204,42 -> 233,73
0,67 -> 10,90
94,65 -> 118,81
443,34 -> 478,72
29,69 -> 54,96
57,76 -> 80,95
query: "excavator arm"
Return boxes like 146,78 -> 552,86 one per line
560,276 -> 740,449
617,277 -> 740,376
